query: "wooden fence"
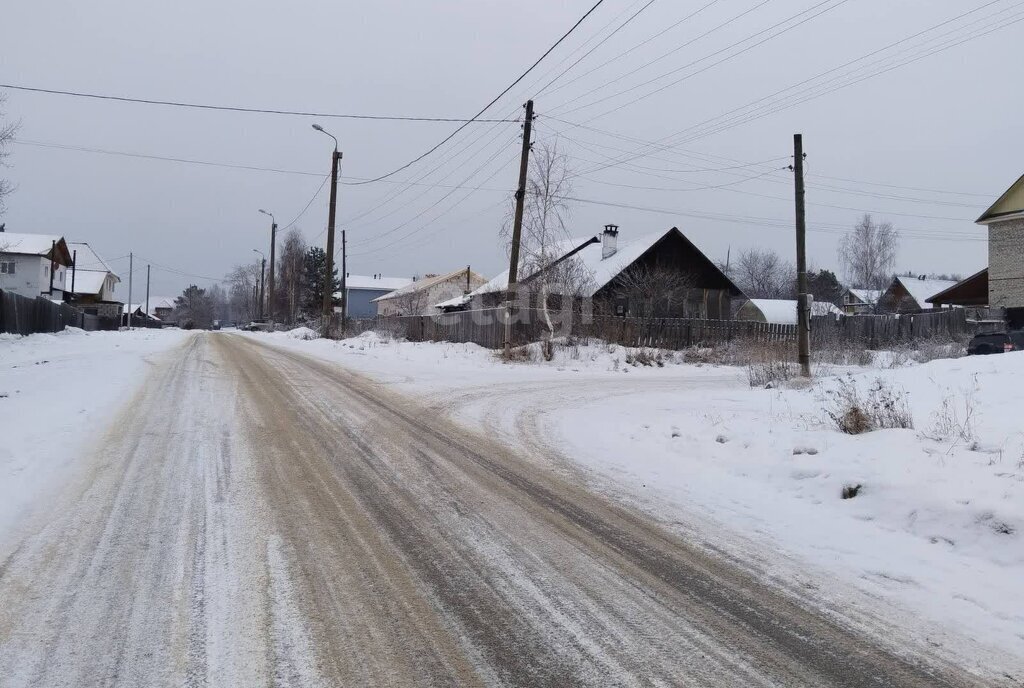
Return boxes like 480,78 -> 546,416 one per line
0,289 -> 100,335
343,306 -> 972,351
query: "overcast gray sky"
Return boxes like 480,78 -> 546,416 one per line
2,0 -> 1020,298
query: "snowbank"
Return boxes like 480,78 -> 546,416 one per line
0,329 -> 191,548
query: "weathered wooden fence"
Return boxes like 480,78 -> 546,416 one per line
342,307 -> 972,351
0,289 -> 100,335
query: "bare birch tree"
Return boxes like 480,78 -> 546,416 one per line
275,228 -> 307,323
838,214 -> 899,290
500,138 -> 590,340
0,93 -> 20,218
611,264 -> 695,318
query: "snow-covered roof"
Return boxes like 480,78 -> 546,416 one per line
893,276 -> 958,307
67,270 -> 109,296
0,232 -> 65,256
745,299 -> 798,324
373,268 -> 485,303
67,242 -> 120,280
847,288 -> 882,304
344,274 -> 413,291
743,299 -> 844,324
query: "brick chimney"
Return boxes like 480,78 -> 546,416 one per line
602,224 -> 619,259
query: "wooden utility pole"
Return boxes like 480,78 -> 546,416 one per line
504,99 -> 535,356
267,218 -> 277,323
323,148 -> 342,337
793,134 -> 811,377
258,257 -> 266,320
339,229 -> 347,329
71,249 -> 77,295
145,264 -> 151,326
127,252 -> 134,328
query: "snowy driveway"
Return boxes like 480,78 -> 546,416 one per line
0,333 -> 997,686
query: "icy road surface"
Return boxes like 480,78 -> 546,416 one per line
0,333 -> 992,686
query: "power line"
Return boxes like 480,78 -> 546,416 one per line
344,0 -> 609,186
545,2 -> 1021,174
0,83 -> 519,123
280,175 -> 331,232
538,0 -> 727,98
556,0 -> 852,120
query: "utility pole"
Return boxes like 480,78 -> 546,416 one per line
339,229 -> 347,329
322,147 -> 342,336
48,240 -> 56,294
71,249 -> 77,296
260,209 -> 277,324
145,264 -> 151,327
259,257 -> 266,320
127,252 -> 134,328
504,99 -> 535,356
792,134 -> 811,377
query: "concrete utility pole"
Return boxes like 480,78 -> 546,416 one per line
71,249 -> 77,295
259,209 -> 277,324
792,134 -> 811,377
313,123 -> 342,337
504,99 -> 535,356
340,229 -> 347,328
127,252 -> 134,328
145,264 -> 151,326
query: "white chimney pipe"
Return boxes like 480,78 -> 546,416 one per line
602,224 -> 619,259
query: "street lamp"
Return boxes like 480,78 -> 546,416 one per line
312,123 -> 343,337
252,249 -> 266,321
258,209 -> 277,324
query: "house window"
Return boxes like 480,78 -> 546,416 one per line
0,261 -> 14,275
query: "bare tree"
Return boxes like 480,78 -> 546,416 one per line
0,93 -> 19,218
610,264 -> 696,317
838,214 -> 899,290
226,263 -> 262,322
500,138 -> 590,336
728,248 -> 796,299
275,228 -> 307,323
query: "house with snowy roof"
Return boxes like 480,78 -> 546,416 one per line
441,225 -> 742,320
334,274 -> 414,319
841,287 -> 883,315
0,230 -> 74,300
65,242 -> 123,322
877,275 -> 958,314
374,267 -> 486,316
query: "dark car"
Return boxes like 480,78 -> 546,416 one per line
967,331 -> 1024,355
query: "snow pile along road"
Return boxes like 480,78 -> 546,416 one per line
0,328 -> 190,548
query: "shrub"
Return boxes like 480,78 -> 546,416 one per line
924,377 -> 978,444
825,375 -> 913,434
625,348 -> 665,367
747,359 -> 798,387
912,340 -> 966,363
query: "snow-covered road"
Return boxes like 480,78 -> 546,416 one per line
0,332 -> 995,686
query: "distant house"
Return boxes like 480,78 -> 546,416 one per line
336,274 -> 414,319
122,303 -> 162,327
0,231 -> 74,300
65,242 -> 122,322
927,269 -> 988,308
877,275 -> 957,314
146,297 -> 177,323
976,172 -> 1024,328
375,267 -> 487,316
447,225 -> 742,319
737,298 -> 843,324
841,288 -> 882,315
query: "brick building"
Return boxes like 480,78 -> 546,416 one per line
976,173 -> 1024,328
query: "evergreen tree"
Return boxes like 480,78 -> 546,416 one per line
173,284 -> 215,329
302,246 -> 340,315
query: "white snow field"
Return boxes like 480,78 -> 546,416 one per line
257,329 -> 1024,664
0,328 -> 191,548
